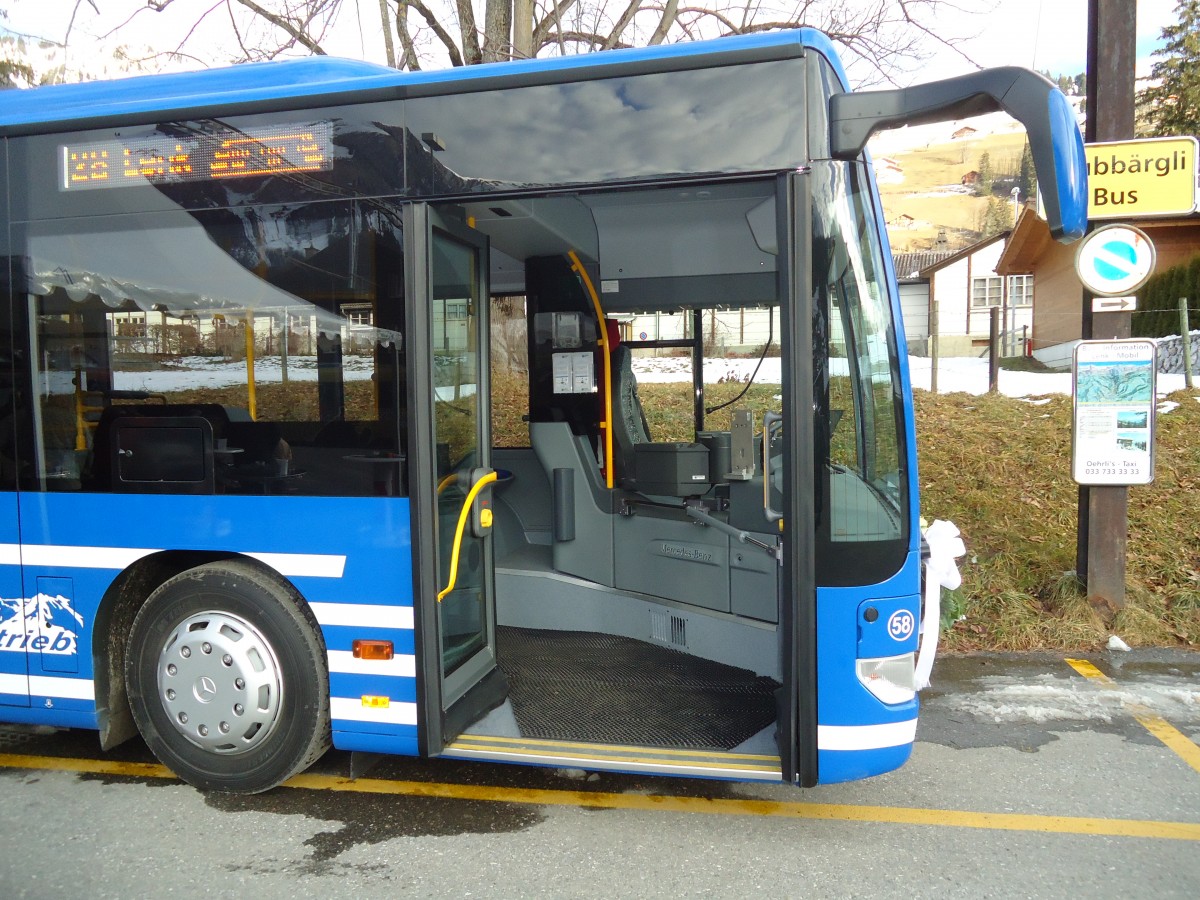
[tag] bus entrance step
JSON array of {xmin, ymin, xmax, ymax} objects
[{"xmin": 495, "ymin": 626, "xmax": 779, "ymax": 751}]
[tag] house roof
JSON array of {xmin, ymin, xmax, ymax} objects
[
  {"xmin": 915, "ymin": 230, "xmax": 1012, "ymax": 276},
  {"xmin": 995, "ymin": 205, "xmax": 1052, "ymax": 275},
  {"xmin": 891, "ymin": 250, "xmax": 956, "ymax": 280},
  {"xmin": 998, "ymin": 203, "xmax": 1200, "ymax": 275}
]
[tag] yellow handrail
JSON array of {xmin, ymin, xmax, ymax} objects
[
  {"xmin": 244, "ymin": 311, "xmax": 257, "ymax": 421},
  {"xmin": 437, "ymin": 470, "xmax": 498, "ymax": 602},
  {"xmin": 567, "ymin": 250, "xmax": 614, "ymax": 489},
  {"xmin": 73, "ymin": 368, "xmax": 103, "ymax": 452}
]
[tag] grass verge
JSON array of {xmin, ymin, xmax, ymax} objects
[{"xmin": 915, "ymin": 388, "xmax": 1200, "ymax": 650}]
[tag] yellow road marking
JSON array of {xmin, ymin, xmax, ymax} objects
[
  {"xmin": 2, "ymin": 751, "xmax": 1199, "ymax": 841},
  {"xmin": 1066, "ymin": 658, "xmax": 1200, "ymax": 776}
]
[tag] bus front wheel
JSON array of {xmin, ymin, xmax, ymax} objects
[{"xmin": 126, "ymin": 559, "xmax": 331, "ymax": 793}]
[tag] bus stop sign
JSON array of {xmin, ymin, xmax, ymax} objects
[{"xmin": 1075, "ymin": 224, "xmax": 1156, "ymax": 297}]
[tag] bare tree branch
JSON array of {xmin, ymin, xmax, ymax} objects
[
  {"xmin": 532, "ymin": 0, "xmax": 581, "ymax": 52},
  {"xmin": 394, "ymin": 1, "xmax": 422, "ymax": 70},
  {"xmin": 648, "ymin": 0, "xmax": 679, "ymax": 45},
  {"xmin": 230, "ymin": 0, "xmax": 328, "ymax": 54},
  {"xmin": 379, "ymin": 0, "xmax": 397, "ymax": 67},
  {"xmin": 456, "ymin": 0, "xmax": 483, "ymax": 65},
  {"xmin": 538, "ymin": 30, "xmax": 636, "ymax": 54},
  {"xmin": 226, "ymin": 0, "xmax": 253, "ymax": 59},
  {"xmin": 405, "ymin": 0, "xmax": 466, "ymax": 68},
  {"xmin": 95, "ymin": 0, "xmax": 985, "ymax": 86},
  {"xmin": 600, "ymin": 0, "xmax": 644, "ymax": 51}
]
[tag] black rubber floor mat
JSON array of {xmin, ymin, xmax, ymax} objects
[{"xmin": 496, "ymin": 626, "xmax": 780, "ymax": 750}]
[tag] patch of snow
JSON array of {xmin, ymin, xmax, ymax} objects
[
  {"xmin": 110, "ymin": 355, "xmax": 376, "ymax": 392},
  {"xmin": 938, "ymin": 674, "xmax": 1200, "ymax": 725},
  {"xmin": 907, "ymin": 185, "xmax": 975, "ymax": 199},
  {"xmin": 905, "ymin": 357, "xmax": 1191, "ymax": 399}
]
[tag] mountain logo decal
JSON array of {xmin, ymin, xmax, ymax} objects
[{"xmin": 0, "ymin": 594, "xmax": 84, "ymax": 654}]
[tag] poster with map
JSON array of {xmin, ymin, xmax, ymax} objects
[{"xmin": 1072, "ymin": 340, "xmax": 1157, "ymax": 485}]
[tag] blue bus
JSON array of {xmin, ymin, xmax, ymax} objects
[{"xmin": 0, "ymin": 30, "xmax": 1086, "ymax": 793}]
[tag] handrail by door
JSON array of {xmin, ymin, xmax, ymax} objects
[{"xmin": 437, "ymin": 469, "xmax": 498, "ymax": 602}]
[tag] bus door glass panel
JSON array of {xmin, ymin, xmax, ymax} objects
[
  {"xmin": 821, "ymin": 164, "xmax": 904, "ymax": 544},
  {"xmin": 428, "ymin": 212, "xmax": 495, "ymax": 706},
  {"xmin": 0, "ymin": 292, "xmax": 29, "ymax": 705},
  {"xmin": 810, "ymin": 159, "xmax": 908, "ymax": 587}
]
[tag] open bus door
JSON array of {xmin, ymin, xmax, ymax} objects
[
  {"xmin": 777, "ymin": 171, "xmax": 819, "ymax": 786},
  {"xmin": 409, "ymin": 204, "xmax": 507, "ymax": 753}
]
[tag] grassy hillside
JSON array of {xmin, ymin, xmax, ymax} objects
[{"xmin": 878, "ymin": 132, "xmax": 1030, "ymax": 252}]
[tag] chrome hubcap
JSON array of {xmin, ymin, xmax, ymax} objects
[{"xmin": 156, "ymin": 611, "xmax": 283, "ymax": 755}]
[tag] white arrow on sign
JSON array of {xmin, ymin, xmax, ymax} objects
[{"xmin": 1091, "ymin": 296, "xmax": 1137, "ymax": 312}]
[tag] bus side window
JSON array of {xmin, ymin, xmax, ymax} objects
[{"xmin": 22, "ymin": 201, "xmax": 409, "ymax": 498}]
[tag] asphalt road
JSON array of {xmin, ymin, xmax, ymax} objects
[{"xmin": 0, "ymin": 650, "xmax": 1197, "ymax": 899}]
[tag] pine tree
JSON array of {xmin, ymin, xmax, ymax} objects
[
  {"xmin": 976, "ymin": 151, "xmax": 994, "ymax": 197},
  {"xmin": 1017, "ymin": 142, "xmax": 1036, "ymax": 206},
  {"xmin": 979, "ymin": 197, "xmax": 1011, "ymax": 237},
  {"xmin": 1137, "ymin": 0, "xmax": 1200, "ymax": 137}
]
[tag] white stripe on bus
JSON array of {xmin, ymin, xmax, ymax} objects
[
  {"xmin": 327, "ymin": 649, "xmax": 416, "ymax": 679},
  {"xmin": 30, "ymin": 675, "xmax": 95, "ymax": 701},
  {"xmin": 817, "ymin": 719, "xmax": 917, "ymax": 751},
  {"xmin": 330, "ymin": 696, "xmax": 417, "ymax": 726},
  {"xmin": 311, "ymin": 602, "xmax": 414, "ymax": 630},
  {"xmin": 0, "ymin": 673, "xmax": 95, "ymax": 701},
  {"xmin": 244, "ymin": 552, "xmax": 346, "ymax": 579},
  {"xmin": 0, "ymin": 544, "xmax": 345, "ymax": 578}
]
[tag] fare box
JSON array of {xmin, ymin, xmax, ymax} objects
[{"xmin": 1071, "ymin": 340, "xmax": 1157, "ymax": 486}]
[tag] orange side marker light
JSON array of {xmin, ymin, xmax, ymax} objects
[{"xmin": 352, "ymin": 640, "xmax": 395, "ymax": 660}]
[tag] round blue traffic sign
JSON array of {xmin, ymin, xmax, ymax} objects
[
  {"xmin": 1075, "ymin": 224, "xmax": 1156, "ymax": 297},
  {"xmin": 1094, "ymin": 240, "xmax": 1137, "ymax": 282}
]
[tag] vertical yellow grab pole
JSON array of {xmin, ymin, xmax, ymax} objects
[
  {"xmin": 73, "ymin": 369, "xmax": 88, "ymax": 452},
  {"xmin": 244, "ymin": 311, "xmax": 257, "ymax": 420},
  {"xmin": 568, "ymin": 250, "xmax": 613, "ymax": 489}
]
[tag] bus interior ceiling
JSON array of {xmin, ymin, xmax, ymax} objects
[{"xmin": 457, "ymin": 181, "xmax": 787, "ymax": 756}]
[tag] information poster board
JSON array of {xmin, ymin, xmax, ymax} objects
[{"xmin": 1072, "ymin": 340, "xmax": 1157, "ymax": 485}]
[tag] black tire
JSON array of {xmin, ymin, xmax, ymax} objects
[{"xmin": 126, "ymin": 559, "xmax": 331, "ymax": 793}]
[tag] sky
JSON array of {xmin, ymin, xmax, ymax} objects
[{"xmin": 0, "ymin": 0, "xmax": 1184, "ymax": 87}]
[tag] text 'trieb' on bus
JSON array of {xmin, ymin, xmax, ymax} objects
[{"xmin": 0, "ymin": 30, "xmax": 1087, "ymax": 793}]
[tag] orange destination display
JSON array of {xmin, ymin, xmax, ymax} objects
[{"xmin": 60, "ymin": 122, "xmax": 334, "ymax": 191}]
